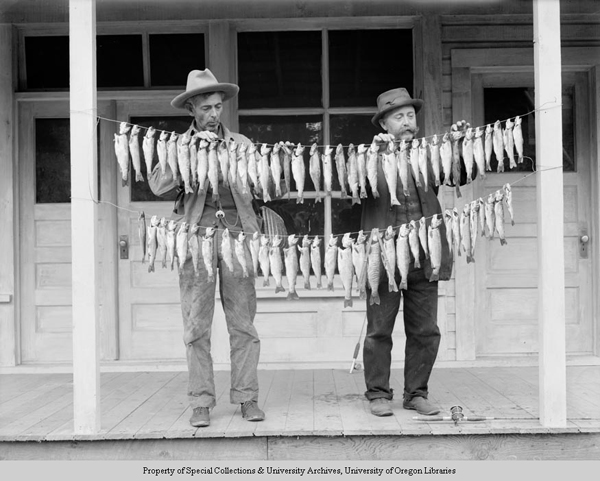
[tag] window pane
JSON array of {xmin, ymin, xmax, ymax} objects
[
  {"xmin": 97, "ymin": 35, "xmax": 144, "ymax": 88},
  {"xmin": 25, "ymin": 36, "xmax": 69, "ymax": 89},
  {"xmin": 329, "ymin": 29, "xmax": 413, "ymax": 107},
  {"xmin": 129, "ymin": 116, "xmax": 191, "ymax": 202},
  {"xmin": 36, "ymin": 119, "xmax": 71, "ymax": 203},
  {"xmin": 237, "ymin": 31, "xmax": 322, "ymax": 109},
  {"xmin": 149, "ymin": 34, "xmax": 205, "ymax": 87},
  {"xmin": 332, "ymin": 199, "xmax": 362, "ymax": 239},
  {"xmin": 483, "ymin": 87, "xmax": 575, "ymax": 172}
]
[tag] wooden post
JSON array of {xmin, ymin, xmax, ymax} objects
[
  {"xmin": 208, "ymin": 20, "xmax": 237, "ymax": 131},
  {"xmin": 533, "ymin": 0, "xmax": 567, "ymax": 427},
  {"xmin": 69, "ymin": 0, "xmax": 100, "ymax": 433}
]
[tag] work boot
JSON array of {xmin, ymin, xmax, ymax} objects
[
  {"xmin": 189, "ymin": 407, "xmax": 210, "ymax": 427},
  {"xmin": 369, "ymin": 398, "xmax": 393, "ymax": 417},
  {"xmin": 241, "ymin": 400, "xmax": 265, "ymax": 422},
  {"xmin": 403, "ymin": 396, "xmax": 440, "ymax": 415}
]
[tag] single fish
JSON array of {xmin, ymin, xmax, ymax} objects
[
  {"xmin": 485, "ymin": 193, "xmax": 496, "ymax": 239},
  {"xmin": 367, "ymin": 229, "xmax": 382, "ymax": 306},
  {"xmin": 503, "ymin": 183, "xmax": 515, "ymax": 226},
  {"xmin": 325, "ymin": 234, "xmax": 338, "ymax": 291},
  {"xmin": 157, "ymin": 217, "xmax": 168, "ymax": 269},
  {"xmin": 356, "ymin": 143, "xmax": 368, "ymax": 199},
  {"xmin": 462, "ymin": 127, "xmax": 474, "ymax": 184},
  {"xmin": 228, "ymin": 140, "xmax": 238, "ymax": 188},
  {"xmin": 237, "ymin": 142, "xmax": 249, "ymax": 194},
  {"xmin": 440, "ymin": 132, "xmax": 452, "ymax": 186},
  {"xmin": 493, "ymin": 120, "xmax": 505, "ymax": 173},
  {"xmin": 188, "ymin": 223, "xmax": 201, "ymax": 276},
  {"xmin": 309, "ymin": 143, "xmax": 322, "ymax": 203},
  {"xmin": 167, "ymin": 132, "xmax": 179, "ymax": 182},
  {"xmin": 408, "ymin": 220, "xmax": 421, "ymax": 268},
  {"xmin": 419, "ymin": 216, "xmax": 430, "ymax": 259},
  {"xmin": 367, "ymin": 141, "xmax": 381, "ymax": 199},
  {"xmin": 473, "ymin": 127, "xmax": 486, "ymax": 180},
  {"xmin": 129, "ymin": 125, "xmax": 144, "ymax": 183},
  {"xmin": 494, "ymin": 190, "xmax": 508, "ymax": 245},
  {"xmin": 197, "ymin": 139, "xmax": 209, "ymax": 194},
  {"xmin": 221, "ymin": 228, "xmax": 234, "ymax": 273},
  {"xmin": 484, "ymin": 124, "xmax": 494, "ymax": 171},
  {"xmin": 235, "ymin": 231, "xmax": 249, "ymax": 278},
  {"xmin": 284, "ymin": 234, "xmax": 300, "ymax": 300},
  {"xmin": 260, "ymin": 143, "xmax": 272, "ymax": 202},
  {"xmin": 270, "ymin": 141, "xmax": 282, "ymax": 197},
  {"xmin": 513, "ymin": 116, "xmax": 524, "ymax": 164},
  {"xmin": 298, "ymin": 235, "xmax": 312, "ymax": 290},
  {"xmin": 250, "ymin": 231, "xmax": 260, "ymax": 278},
  {"xmin": 396, "ymin": 223, "xmax": 411, "ymax": 290},
  {"xmin": 444, "ymin": 209, "xmax": 454, "ymax": 258},
  {"xmin": 352, "ymin": 230, "xmax": 367, "ymax": 299},
  {"xmin": 428, "ymin": 214, "xmax": 443, "ymax": 281},
  {"xmin": 460, "ymin": 204, "xmax": 473, "ymax": 263},
  {"xmin": 281, "ymin": 142, "xmax": 292, "ymax": 199},
  {"xmin": 311, "ymin": 235, "xmax": 323, "ymax": 289},
  {"xmin": 322, "ymin": 145, "xmax": 334, "ymax": 195},
  {"xmin": 258, "ymin": 234, "xmax": 271, "ymax": 286},
  {"xmin": 189, "ymin": 135, "xmax": 198, "ymax": 189},
  {"xmin": 429, "ymin": 134, "xmax": 441, "ymax": 187},
  {"xmin": 452, "ymin": 207, "xmax": 461, "ymax": 257},
  {"xmin": 397, "ymin": 140, "xmax": 410, "ymax": 197},
  {"xmin": 409, "ymin": 139, "xmax": 422, "ymax": 188},
  {"xmin": 504, "ymin": 118, "xmax": 516, "ymax": 169},
  {"xmin": 450, "ymin": 128, "xmax": 462, "ymax": 197},
  {"xmin": 166, "ymin": 220, "xmax": 178, "ymax": 271},
  {"xmin": 156, "ymin": 130, "xmax": 169, "ymax": 176},
  {"xmin": 338, "ymin": 233, "xmax": 354, "ymax": 307},
  {"xmin": 114, "ymin": 122, "xmax": 131, "ymax": 186},
  {"xmin": 146, "ymin": 215, "xmax": 159, "ymax": 273},
  {"xmin": 142, "ymin": 126, "xmax": 156, "ymax": 180},
  {"xmin": 418, "ymin": 138, "xmax": 429, "ymax": 191},
  {"xmin": 138, "ymin": 211, "xmax": 147, "ymax": 263},
  {"xmin": 381, "ymin": 226, "xmax": 398, "ymax": 292},
  {"xmin": 269, "ymin": 234, "xmax": 285, "ymax": 294},
  {"xmin": 348, "ymin": 143, "xmax": 360, "ymax": 204},
  {"xmin": 217, "ymin": 140, "xmax": 231, "ymax": 187},
  {"xmin": 207, "ymin": 141, "xmax": 220, "ymax": 202},
  {"xmin": 335, "ymin": 143, "xmax": 348, "ymax": 198},
  {"xmin": 247, "ymin": 143, "xmax": 260, "ymax": 192},
  {"xmin": 176, "ymin": 222, "xmax": 189, "ymax": 272},
  {"xmin": 382, "ymin": 141, "xmax": 401, "ymax": 207},
  {"xmin": 469, "ymin": 200, "xmax": 479, "ymax": 260},
  {"xmin": 177, "ymin": 131, "xmax": 193, "ymax": 194},
  {"xmin": 202, "ymin": 227, "xmax": 216, "ymax": 282},
  {"xmin": 292, "ymin": 143, "xmax": 306, "ymax": 204},
  {"xmin": 478, "ymin": 198, "xmax": 487, "ymax": 237}
]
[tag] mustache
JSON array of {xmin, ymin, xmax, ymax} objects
[{"xmin": 399, "ymin": 126, "xmax": 419, "ymax": 136}]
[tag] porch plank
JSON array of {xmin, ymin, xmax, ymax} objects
[
  {"xmin": 283, "ymin": 369, "xmax": 315, "ymax": 435},
  {"xmin": 0, "ymin": 374, "xmax": 66, "ymax": 404},
  {"xmin": 194, "ymin": 370, "xmax": 240, "ymax": 438},
  {"xmin": 332, "ymin": 369, "xmax": 381, "ymax": 435},
  {"xmin": 389, "ymin": 369, "xmax": 433, "ymax": 435},
  {"xmin": 254, "ymin": 369, "xmax": 294, "ymax": 436},
  {"xmin": 312, "ymin": 369, "xmax": 343, "ymax": 435},
  {"xmin": 0, "ymin": 374, "xmax": 72, "ymax": 411}
]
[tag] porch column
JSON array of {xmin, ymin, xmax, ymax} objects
[
  {"xmin": 69, "ymin": 0, "xmax": 100, "ymax": 433},
  {"xmin": 533, "ymin": 0, "xmax": 567, "ymax": 427}
]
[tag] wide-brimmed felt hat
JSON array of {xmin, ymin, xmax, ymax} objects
[
  {"xmin": 371, "ymin": 88, "xmax": 424, "ymax": 127},
  {"xmin": 171, "ymin": 69, "xmax": 239, "ymax": 109}
]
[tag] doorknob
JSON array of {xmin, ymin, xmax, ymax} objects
[
  {"xmin": 119, "ymin": 235, "xmax": 129, "ymax": 259},
  {"xmin": 579, "ymin": 230, "xmax": 589, "ymax": 259},
  {"xmin": 580, "ymin": 235, "xmax": 589, "ymax": 244}
]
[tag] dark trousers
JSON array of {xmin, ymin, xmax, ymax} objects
[{"xmin": 363, "ymin": 264, "xmax": 440, "ymax": 402}]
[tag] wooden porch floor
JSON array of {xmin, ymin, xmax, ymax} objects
[{"xmin": 1, "ymin": 366, "xmax": 599, "ymax": 443}]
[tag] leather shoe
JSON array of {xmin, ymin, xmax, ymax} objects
[
  {"xmin": 190, "ymin": 407, "xmax": 210, "ymax": 427},
  {"xmin": 241, "ymin": 400, "xmax": 265, "ymax": 421},
  {"xmin": 403, "ymin": 396, "xmax": 440, "ymax": 415},
  {"xmin": 369, "ymin": 398, "xmax": 393, "ymax": 417}
]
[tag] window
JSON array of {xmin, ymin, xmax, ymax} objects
[
  {"xmin": 97, "ymin": 35, "xmax": 144, "ymax": 88},
  {"xmin": 149, "ymin": 34, "xmax": 205, "ymax": 87},
  {"xmin": 237, "ymin": 28, "xmax": 413, "ymax": 240}
]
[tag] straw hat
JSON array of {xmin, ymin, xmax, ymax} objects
[
  {"xmin": 171, "ymin": 69, "xmax": 239, "ymax": 109},
  {"xmin": 371, "ymin": 88, "xmax": 424, "ymax": 127}
]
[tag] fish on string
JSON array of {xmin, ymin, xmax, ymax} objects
[
  {"xmin": 258, "ymin": 234, "xmax": 271, "ymax": 286},
  {"xmin": 147, "ymin": 215, "xmax": 159, "ymax": 273},
  {"xmin": 167, "ymin": 132, "xmax": 179, "ymax": 182},
  {"xmin": 440, "ymin": 133, "xmax": 452, "ymax": 186},
  {"xmin": 237, "ymin": 142, "xmax": 249, "ymax": 194},
  {"xmin": 325, "ymin": 234, "xmax": 338, "ymax": 291},
  {"xmin": 429, "ymin": 134, "xmax": 442, "ymax": 187},
  {"xmin": 494, "ymin": 190, "xmax": 508, "ymax": 245},
  {"xmin": 450, "ymin": 128, "xmax": 462, "ymax": 197},
  {"xmin": 428, "ymin": 214, "xmax": 443, "ymax": 281},
  {"xmin": 503, "ymin": 183, "xmax": 515, "ymax": 226},
  {"xmin": 381, "ymin": 226, "xmax": 398, "ymax": 293},
  {"xmin": 188, "ymin": 223, "xmax": 201, "ymax": 276},
  {"xmin": 247, "ymin": 143, "xmax": 259, "ymax": 193},
  {"xmin": 352, "ymin": 230, "xmax": 367, "ymax": 299},
  {"xmin": 484, "ymin": 124, "xmax": 493, "ymax": 172},
  {"xmin": 460, "ymin": 203, "xmax": 473, "ymax": 264},
  {"xmin": 221, "ymin": 228, "xmax": 235, "ymax": 273},
  {"xmin": 284, "ymin": 234, "xmax": 300, "ymax": 300},
  {"xmin": 157, "ymin": 130, "xmax": 169, "ymax": 176},
  {"xmin": 485, "ymin": 193, "xmax": 496, "ymax": 239},
  {"xmin": 366, "ymin": 141, "xmax": 380, "ymax": 198},
  {"xmin": 157, "ymin": 217, "xmax": 168, "ymax": 269},
  {"xmin": 292, "ymin": 143, "xmax": 306, "ymax": 204},
  {"xmin": 270, "ymin": 141, "xmax": 283, "ymax": 197},
  {"xmin": 444, "ymin": 209, "xmax": 454, "ymax": 257},
  {"xmin": 166, "ymin": 220, "xmax": 178, "ymax": 271},
  {"xmin": 138, "ymin": 211, "xmax": 147, "ymax": 264},
  {"xmin": 322, "ymin": 145, "xmax": 334, "ymax": 196},
  {"xmin": 418, "ymin": 217, "xmax": 430, "ymax": 260},
  {"xmin": 114, "ymin": 122, "xmax": 131, "ymax": 186},
  {"xmin": 309, "ymin": 143, "xmax": 322, "ymax": 203},
  {"xmin": 269, "ymin": 234, "xmax": 285, "ymax": 294},
  {"xmin": 493, "ymin": 120, "xmax": 505, "ymax": 173},
  {"xmin": 188, "ymin": 135, "xmax": 198, "ymax": 190},
  {"xmin": 356, "ymin": 143, "xmax": 368, "ymax": 199},
  {"xmin": 196, "ymin": 139, "xmax": 209, "ymax": 195},
  {"xmin": 310, "ymin": 235, "xmax": 323, "ymax": 289},
  {"xmin": 338, "ymin": 233, "xmax": 354, "ymax": 307},
  {"xmin": 462, "ymin": 127, "xmax": 474, "ymax": 184},
  {"xmin": 335, "ymin": 143, "xmax": 348, "ymax": 198},
  {"xmin": 281, "ymin": 142, "xmax": 293, "ymax": 200},
  {"xmin": 367, "ymin": 228, "xmax": 382, "ymax": 306},
  {"xmin": 218, "ymin": 141, "xmax": 231, "ymax": 188},
  {"xmin": 451, "ymin": 207, "xmax": 461, "ymax": 257},
  {"xmin": 382, "ymin": 141, "xmax": 401, "ymax": 207},
  {"xmin": 478, "ymin": 198, "xmax": 486, "ymax": 237},
  {"xmin": 469, "ymin": 201, "xmax": 479, "ymax": 260},
  {"xmin": 298, "ymin": 234, "xmax": 312, "ymax": 290},
  {"xmin": 250, "ymin": 231, "xmax": 260, "ymax": 278},
  {"xmin": 409, "ymin": 139, "xmax": 421, "ymax": 188},
  {"xmin": 207, "ymin": 141, "xmax": 220, "ymax": 202},
  {"xmin": 396, "ymin": 223, "xmax": 411, "ymax": 290},
  {"xmin": 473, "ymin": 127, "xmax": 486, "ymax": 180},
  {"xmin": 418, "ymin": 138, "xmax": 429, "ymax": 191},
  {"xmin": 503, "ymin": 118, "xmax": 517, "ymax": 170},
  {"xmin": 235, "ymin": 231, "xmax": 249, "ymax": 278},
  {"xmin": 142, "ymin": 126, "xmax": 156, "ymax": 181},
  {"xmin": 176, "ymin": 222, "xmax": 190, "ymax": 272},
  {"xmin": 202, "ymin": 227, "xmax": 216, "ymax": 282},
  {"xmin": 397, "ymin": 140, "xmax": 410, "ymax": 197},
  {"xmin": 129, "ymin": 125, "xmax": 144, "ymax": 183},
  {"xmin": 348, "ymin": 143, "xmax": 360, "ymax": 204},
  {"xmin": 513, "ymin": 116, "xmax": 524, "ymax": 164},
  {"xmin": 228, "ymin": 140, "xmax": 238, "ymax": 188},
  {"xmin": 408, "ymin": 220, "xmax": 421, "ymax": 268},
  {"xmin": 177, "ymin": 131, "xmax": 194, "ymax": 194},
  {"xmin": 259, "ymin": 143, "xmax": 272, "ymax": 202}
]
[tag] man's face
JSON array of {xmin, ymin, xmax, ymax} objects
[
  {"xmin": 379, "ymin": 105, "xmax": 419, "ymax": 141},
  {"xmin": 188, "ymin": 92, "xmax": 224, "ymax": 132}
]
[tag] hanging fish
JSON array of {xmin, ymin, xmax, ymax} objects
[
  {"xmin": 418, "ymin": 138, "xmax": 429, "ymax": 191},
  {"xmin": 167, "ymin": 132, "xmax": 179, "ymax": 182},
  {"xmin": 281, "ymin": 142, "xmax": 292, "ymax": 199},
  {"xmin": 292, "ymin": 143, "xmax": 306, "ymax": 204},
  {"xmin": 216, "ymin": 141, "xmax": 230, "ymax": 188},
  {"xmin": 177, "ymin": 131, "xmax": 193, "ymax": 194},
  {"xmin": 366, "ymin": 141, "xmax": 380, "ymax": 198},
  {"xmin": 396, "ymin": 223, "xmax": 411, "ymax": 290},
  {"xmin": 247, "ymin": 143, "xmax": 259, "ymax": 192},
  {"xmin": 450, "ymin": 128, "xmax": 462, "ymax": 198},
  {"xmin": 250, "ymin": 231, "xmax": 260, "ymax": 278},
  {"xmin": 269, "ymin": 234, "xmax": 285, "ymax": 294},
  {"xmin": 469, "ymin": 200, "xmax": 479, "ymax": 260},
  {"xmin": 494, "ymin": 190, "xmax": 508, "ymax": 245},
  {"xmin": 382, "ymin": 141, "xmax": 401, "ymax": 207},
  {"xmin": 309, "ymin": 143, "xmax": 322, "ymax": 202},
  {"xmin": 138, "ymin": 211, "xmax": 147, "ymax": 263},
  {"xmin": 473, "ymin": 127, "xmax": 486, "ymax": 180},
  {"xmin": 142, "ymin": 126, "xmax": 156, "ymax": 180},
  {"xmin": 311, "ymin": 235, "xmax": 323, "ymax": 289},
  {"xmin": 352, "ymin": 230, "xmax": 367, "ymax": 299},
  {"xmin": 398, "ymin": 140, "xmax": 410, "ymax": 197},
  {"xmin": 114, "ymin": 122, "xmax": 131, "ymax": 186},
  {"xmin": 444, "ymin": 209, "xmax": 454, "ymax": 257},
  {"xmin": 513, "ymin": 116, "xmax": 524, "ymax": 164},
  {"xmin": 270, "ymin": 141, "xmax": 283, "ymax": 197},
  {"xmin": 235, "ymin": 231, "xmax": 249, "ymax": 278},
  {"xmin": 325, "ymin": 234, "xmax": 338, "ymax": 291},
  {"xmin": 428, "ymin": 214, "xmax": 443, "ymax": 281},
  {"xmin": 221, "ymin": 228, "xmax": 234, "ymax": 273},
  {"xmin": 335, "ymin": 143, "xmax": 348, "ymax": 198},
  {"xmin": 367, "ymin": 228, "xmax": 382, "ymax": 306},
  {"xmin": 166, "ymin": 220, "xmax": 178, "ymax": 271},
  {"xmin": 381, "ymin": 226, "xmax": 398, "ymax": 292},
  {"xmin": 485, "ymin": 193, "xmax": 496, "ymax": 239},
  {"xmin": 338, "ymin": 233, "xmax": 354, "ymax": 307},
  {"xmin": 226, "ymin": 140, "xmax": 237, "ymax": 188},
  {"xmin": 452, "ymin": 207, "xmax": 461, "ymax": 257},
  {"xmin": 493, "ymin": 120, "xmax": 504, "ymax": 172},
  {"xmin": 298, "ymin": 235, "xmax": 312, "ymax": 290},
  {"xmin": 484, "ymin": 124, "xmax": 493, "ymax": 172},
  {"xmin": 202, "ymin": 227, "xmax": 216, "ymax": 282},
  {"xmin": 188, "ymin": 223, "xmax": 201, "ymax": 277},
  {"xmin": 189, "ymin": 135, "xmax": 198, "ymax": 189},
  {"xmin": 419, "ymin": 217, "xmax": 430, "ymax": 260},
  {"xmin": 146, "ymin": 215, "xmax": 159, "ymax": 273},
  {"xmin": 176, "ymin": 222, "xmax": 190, "ymax": 272},
  {"xmin": 409, "ymin": 139, "xmax": 422, "ymax": 188},
  {"xmin": 322, "ymin": 145, "xmax": 334, "ymax": 196},
  {"xmin": 478, "ymin": 198, "xmax": 487, "ymax": 237},
  {"xmin": 157, "ymin": 217, "xmax": 168, "ymax": 269},
  {"xmin": 284, "ymin": 234, "xmax": 300, "ymax": 300},
  {"xmin": 156, "ymin": 130, "xmax": 169, "ymax": 176},
  {"xmin": 207, "ymin": 141, "xmax": 220, "ymax": 202},
  {"xmin": 259, "ymin": 143, "xmax": 272, "ymax": 202},
  {"xmin": 197, "ymin": 139, "xmax": 209, "ymax": 194},
  {"xmin": 462, "ymin": 128, "xmax": 474, "ymax": 184},
  {"xmin": 348, "ymin": 143, "xmax": 360, "ymax": 204},
  {"xmin": 129, "ymin": 125, "xmax": 143, "ymax": 183},
  {"xmin": 258, "ymin": 234, "xmax": 271, "ymax": 286},
  {"xmin": 503, "ymin": 118, "xmax": 516, "ymax": 169},
  {"xmin": 408, "ymin": 220, "xmax": 421, "ymax": 268},
  {"xmin": 356, "ymin": 143, "xmax": 368, "ymax": 199},
  {"xmin": 503, "ymin": 183, "xmax": 515, "ymax": 226},
  {"xmin": 440, "ymin": 132, "xmax": 452, "ymax": 186},
  {"xmin": 460, "ymin": 204, "xmax": 473, "ymax": 263},
  {"xmin": 429, "ymin": 134, "xmax": 442, "ymax": 187}
]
